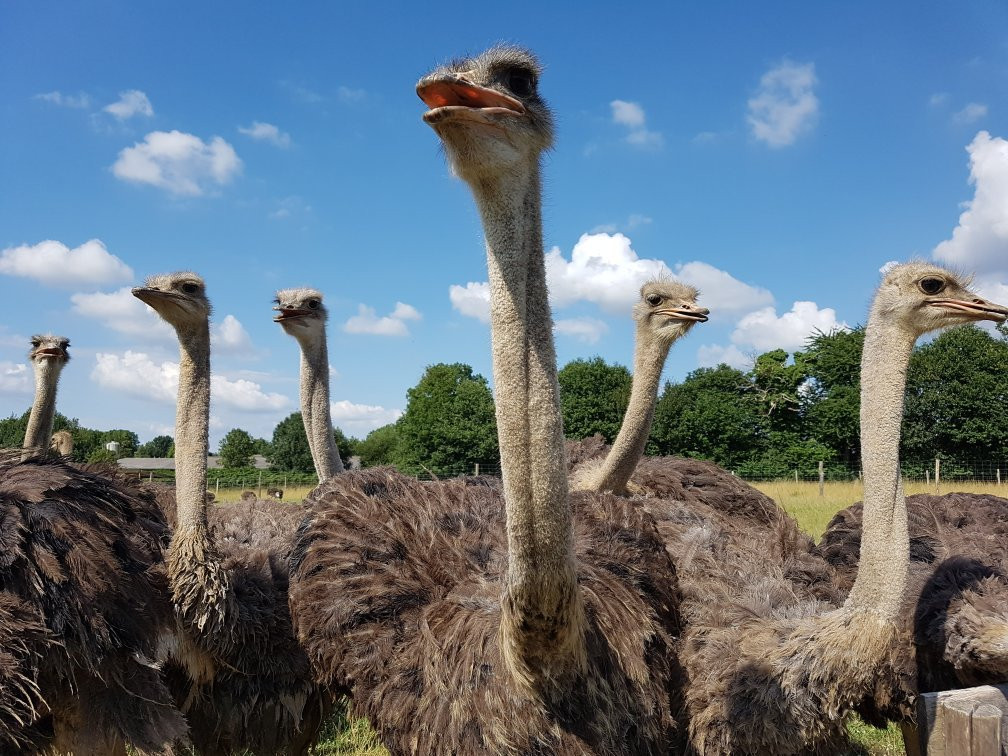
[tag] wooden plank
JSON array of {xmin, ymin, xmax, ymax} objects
[
  {"xmin": 971, "ymin": 704, "xmax": 1001, "ymax": 755},
  {"xmin": 902, "ymin": 721, "xmax": 922, "ymax": 756},
  {"xmin": 918, "ymin": 683, "xmax": 1008, "ymax": 755},
  {"xmin": 943, "ymin": 699, "xmax": 975, "ymax": 756}
]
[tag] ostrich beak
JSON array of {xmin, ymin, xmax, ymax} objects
[
  {"xmin": 658, "ymin": 305, "xmax": 710, "ymax": 323},
  {"xmin": 273, "ymin": 307, "xmax": 312, "ymax": 322},
  {"xmin": 35, "ymin": 347, "xmax": 67, "ymax": 359},
  {"xmin": 929, "ymin": 295, "xmax": 1008, "ymax": 323},
  {"xmin": 132, "ymin": 286, "xmax": 183, "ymax": 305},
  {"xmin": 417, "ymin": 73, "xmax": 526, "ymax": 123}
]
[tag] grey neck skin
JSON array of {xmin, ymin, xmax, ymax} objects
[
  {"xmin": 22, "ymin": 358, "xmax": 65, "ymax": 460},
  {"xmin": 843, "ymin": 312, "xmax": 912, "ymax": 617},
  {"xmin": 471, "ymin": 166, "xmax": 584, "ymax": 683},
  {"xmin": 174, "ymin": 322, "xmax": 211, "ymax": 538},
  {"xmin": 294, "ymin": 330, "xmax": 343, "ymax": 482},
  {"xmin": 584, "ymin": 329, "xmax": 671, "ymax": 494}
]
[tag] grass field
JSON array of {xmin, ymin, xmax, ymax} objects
[{"xmin": 218, "ymin": 478, "xmax": 1004, "ymax": 755}]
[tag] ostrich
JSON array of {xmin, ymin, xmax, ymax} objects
[
  {"xmin": 2, "ymin": 335, "xmax": 186, "ymax": 753},
  {"xmin": 132, "ymin": 272, "xmax": 329, "ymax": 755},
  {"xmin": 288, "ymin": 46, "xmax": 684, "ymax": 754},
  {"xmin": 273, "ymin": 287, "xmax": 344, "ymax": 482},
  {"xmin": 816, "ymin": 490, "xmax": 1008, "ymax": 727},
  {"xmin": 681, "ymin": 261, "xmax": 1008, "ymax": 754},
  {"xmin": 49, "ymin": 429, "xmax": 74, "ymax": 457}
]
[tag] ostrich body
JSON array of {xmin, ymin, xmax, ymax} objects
[
  {"xmin": 133, "ymin": 273, "xmax": 328, "ymax": 755},
  {"xmin": 288, "ymin": 46, "xmax": 684, "ymax": 754},
  {"xmin": 816, "ymin": 490, "xmax": 1008, "ymax": 726},
  {"xmin": 274, "ymin": 287, "xmax": 344, "ymax": 482},
  {"xmin": 680, "ymin": 262, "xmax": 1008, "ymax": 754},
  {"xmin": 2, "ymin": 335, "xmax": 185, "ymax": 753}
]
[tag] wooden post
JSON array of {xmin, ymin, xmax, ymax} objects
[
  {"xmin": 794, "ymin": 469, "xmax": 799, "ymax": 483},
  {"xmin": 997, "ymin": 468, "xmax": 1001, "ymax": 486},
  {"xmin": 818, "ymin": 461, "xmax": 824, "ymax": 497},
  {"xmin": 935, "ymin": 457, "xmax": 941, "ymax": 494},
  {"xmin": 916, "ymin": 683, "xmax": 1008, "ymax": 755},
  {"xmin": 283, "ymin": 475, "xmax": 287, "ymax": 490},
  {"xmin": 215, "ymin": 478, "xmax": 219, "ymax": 495},
  {"xmin": 926, "ymin": 469, "xmax": 930, "ymax": 486},
  {"xmin": 257, "ymin": 470, "xmax": 263, "ymax": 498},
  {"xmin": 475, "ymin": 463, "xmax": 480, "ymax": 476},
  {"xmin": 149, "ymin": 471, "xmax": 153, "ymax": 482}
]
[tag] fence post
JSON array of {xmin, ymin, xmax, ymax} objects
[
  {"xmin": 284, "ymin": 475, "xmax": 287, "ymax": 490},
  {"xmin": 794, "ymin": 469, "xmax": 799, "ymax": 483},
  {"xmin": 998, "ymin": 468, "xmax": 1001, "ymax": 487},
  {"xmin": 818, "ymin": 461, "xmax": 824, "ymax": 497},
  {"xmin": 215, "ymin": 478, "xmax": 219, "ymax": 495},
  {"xmin": 257, "ymin": 471, "xmax": 263, "ymax": 498},
  {"xmin": 475, "ymin": 462, "xmax": 480, "ymax": 476},
  {"xmin": 935, "ymin": 457, "xmax": 941, "ymax": 494}
]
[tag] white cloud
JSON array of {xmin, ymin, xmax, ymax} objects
[
  {"xmin": 0, "ymin": 362, "xmax": 31, "ymax": 395},
  {"xmin": 0, "ymin": 239, "xmax": 133, "ymax": 289},
  {"xmin": 747, "ymin": 60, "xmax": 819, "ymax": 148},
  {"xmin": 610, "ymin": 100, "xmax": 663, "ymax": 148},
  {"xmin": 212, "ymin": 315, "xmax": 256, "ymax": 355},
  {"xmin": 103, "ymin": 90, "xmax": 153, "ymax": 119},
  {"xmin": 672, "ymin": 261, "xmax": 774, "ymax": 315},
  {"xmin": 449, "ymin": 281, "xmax": 491, "ymax": 323},
  {"xmin": 111, "ymin": 130, "xmax": 242, "ymax": 196},
  {"xmin": 731, "ymin": 301, "xmax": 847, "ymax": 352},
  {"xmin": 34, "ymin": 91, "xmax": 91, "ymax": 108},
  {"xmin": 554, "ymin": 317, "xmax": 608, "ymax": 344},
  {"xmin": 696, "ymin": 344, "xmax": 751, "ymax": 370},
  {"xmin": 91, "ymin": 351, "xmax": 288, "ymax": 411},
  {"xmin": 238, "ymin": 121, "xmax": 291, "ymax": 148},
  {"xmin": 933, "ymin": 131, "xmax": 1008, "ymax": 274},
  {"xmin": 343, "ymin": 302, "xmax": 421, "ymax": 336},
  {"xmin": 929, "ymin": 93, "xmax": 949, "ymax": 108},
  {"xmin": 71, "ymin": 286, "xmax": 174, "ymax": 340},
  {"xmin": 330, "ymin": 400, "xmax": 401, "ymax": 435},
  {"xmin": 337, "ymin": 85, "xmax": 367, "ymax": 103},
  {"xmin": 953, "ymin": 103, "xmax": 988, "ymax": 125}
]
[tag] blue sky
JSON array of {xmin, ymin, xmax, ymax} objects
[{"xmin": 2, "ymin": 1, "xmax": 1007, "ymax": 449}]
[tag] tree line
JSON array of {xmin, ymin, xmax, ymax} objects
[{"xmin": 4, "ymin": 323, "xmax": 1005, "ymax": 480}]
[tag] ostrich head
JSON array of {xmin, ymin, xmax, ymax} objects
[
  {"xmin": 875, "ymin": 262, "xmax": 1008, "ymax": 335},
  {"xmin": 417, "ymin": 45, "xmax": 553, "ymax": 180},
  {"xmin": 29, "ymin": 334, "xmax": 70, "ymax": 365},
  {"xmin": 273, "ymin": 288, "xmax": 327, "ymax": 339},
  {"xmin": 635, "ymin": 279, "xmax": 708, "ymax": 344},
  {"xmin": 132, "ymin": 272, "xmax": 211, "ymax": 329}
]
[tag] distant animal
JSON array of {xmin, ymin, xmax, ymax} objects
[
  {"xmin": 49, "ymin": 428, "xmax": 74, "ymax": 457},
  {"xmin": 267, "ymin": 485, "xmax": 283, "ymax": 500}
]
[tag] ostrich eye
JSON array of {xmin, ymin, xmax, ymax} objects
[
  {"xmin": 181, "ymin": 282, "xmax": 199, "ymax": 294},
  {"xmin": 308, "ymin": 299, "xmax": 320, "ymax": 310},
  {"xmin": 646, "ymin": 294, "xmax": 662, "ymax": 307},
  {"xmin": 505, "ymin": 69, "xmax": 534, "ymax": 97},
  {"xmin": 919, "ymin": 277, "xmax": 945, "ymax": 295}
]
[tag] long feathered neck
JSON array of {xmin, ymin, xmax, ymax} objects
[
  {"xmin": 296, "ymin": 330, "xmax": 342, "ymax": 482},
  {"xmin": 469, "ymin": 165, "xmax": 585, "ymax": 688},
  {"xmin": 844, "ymin": 310, "xmax": 911, "ymax": 615},
  {"xmin": 21, "ymin": 358, "xmax": 64, "ymax": 460},
  {"xmin": 584, "ymin": 325, "xmax": 672, "ymax": 494}
]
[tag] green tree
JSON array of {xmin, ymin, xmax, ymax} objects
[
  {"xmin": 802, "ymin": 328, "xmax": 865, "ymax": 466},
  {"xmin": 749, "ymin": 349, "xmax": 810, "ymax": 434},
  {"xmin": 269, "ymin": 412, "xmax": 315, "ymax": 473},
  {"xmin": 333, "ymin": 427, "xmax": 357, "ymax": 468},
  {"xmin": 557, "ymin": 357, "xmax": 632, "ymax": 442},
  {"xmin": 219, "ymin": 428, "xmax": 256, "ymax": 469},
  {"xmin": 356, "ymin": 423, "xmax": 400, "ymax": 467},
  {"xmin": 101, "ymin": 429, "xmax": 138, "ymax": 458},
  {"xmin": 137, "ymin": 434, "xmax": 173, "ymax": 457},
  {"xmin": 649, "ymin": 365, "xmax": 765, "ymax": 469},
  {"xmin": 394, "ymin": 363, "xmax": 498, "ymax": 476}
]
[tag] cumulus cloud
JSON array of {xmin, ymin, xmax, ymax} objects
[
  {"xmin": 554, "ymin": 317, "xmax": 608, "ymax": 344},
  {"xmin": 212, "ymin": 315, "xmax": 256, "ymax": 355},
  {"xmin": 0, "ymin": 239, "xmax": 133, "ymax": 289},
  {"xmin": 111, "ymin": 130, "xmax": 242, "ymax": 196},
  {"xmin": 953, "ymin": 103, "xmax": 988, "ymax": 125},
  {"xmin": 91, "ymin": 351, "xmax": 288, "ymax": 410},
  {"xmin": 330, "ymin": 400, "xmax": 402, "ymax": 435},
  {"xmin": 71, "ymin": 286, "xmax": 174, "ymax": 340},
  {"xmin": 610, "ymin": 100, "xmax": 663, "ymax": 148},
  {"xmin": 0, "ymin": 362, "xmax": 31, "ymax": 395},
  {"xmin": 672, "ymin": 261, "xmax": 774, "ymax": 315},
  {"xmin": 103, "ymin": 90, "xmax": 153, "ymax": 119},
  {"xmin": 747, "ymin": 61, "xmax": 819, "ymax": 148},
  {"xmin": 34, "ymin": 91, "xmax": 91, "ymax": 108},
  {"xmin": 696, "ymin": 344, "xmax": 751, "ymax": 370},
  {"xmin": 449, "ymin": 281, "xmax": 491, "ymax": 323},
  {"xmin": 343, "ymin": 302, "xmax": 421, "ymax": 336},
  {"xmin": 731, "ymin": 301, "xmax": 847, "ymax": 352},
  {"xmin": 337, "ymin": 85, "xmax": 367, "ymax": 103},
  {"xmin": 933, "ymin": 131, "xmax": 1008, "ymax": 275},
  {"xmin": 238, "ymin": 121, "xmax": 291, "ymax": 148}
]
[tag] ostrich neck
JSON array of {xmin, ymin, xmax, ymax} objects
[
  {"xmin": 22, "ymin": 360, "xmax": 63, "ymax": 457},
  {"xmin": 174, "ymin": 323, "xmax": 211, "ymax": 537},
  {"xmin": 298, "ymin": 334, "xmax": 343, "ymax": 481},
  {"xmin": 471, "ymin": 164, "xmax": 583, "ymax": 681},
  {"xmin": 844, "ymin": 319, "xmax": 912, "ymax": 617},
  {"xmin": 590, "ymin": 330, "xmax": 670, "ymax": 493}
]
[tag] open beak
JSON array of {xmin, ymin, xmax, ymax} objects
[
  {"xmin": 929, "ymin": 296, "xmax": 1008, "ymax": 323},
  {"xmin": 273, "ymin": 307, "xmax": 312, "ymax": 323},
  {"xmin": 659, "ymin": 305, "xmax": 710, "ymax": 323},
  {"xmin": 417, "ymin": 73, "xmax": 525, "ymax": 124}
]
